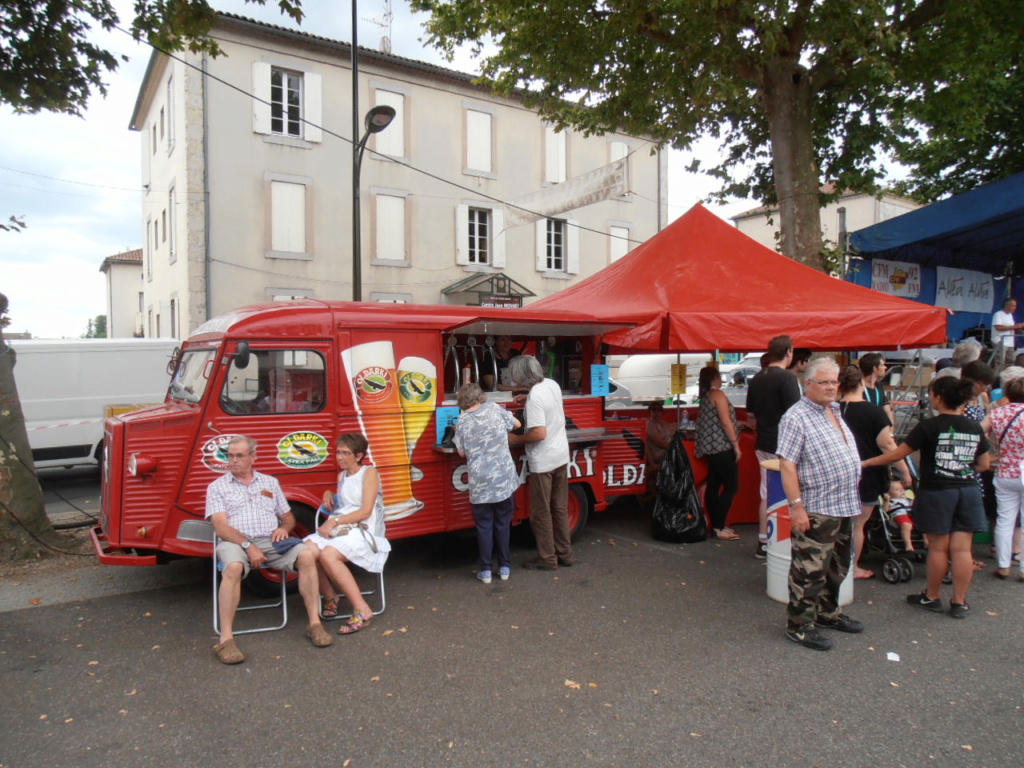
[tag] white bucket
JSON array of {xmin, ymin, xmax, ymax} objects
[{"xmin": 764, "ymin": 467, "xmax": 853, "ymax": 606}]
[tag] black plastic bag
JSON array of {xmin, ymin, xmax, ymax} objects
[{"xmin": 651, "ymin": 431, "xmax": 708, "ymax": 543}]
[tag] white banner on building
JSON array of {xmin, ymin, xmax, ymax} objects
[
  {"xmin": 505, "ymin": 158, "xmax": 629, "ymax": 228},
  {"xmin": 935, "ymin": 266, "xmax": 994, "ymax": 313},
  {"xmin": 871, "ymin": 259, "xmax": 921, "ymax": 298}
]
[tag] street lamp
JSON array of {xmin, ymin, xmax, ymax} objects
[{"xmin": 352, "ymin": 105, "xmax": 396, "ymax": 302}]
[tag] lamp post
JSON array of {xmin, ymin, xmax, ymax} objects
[{"xmin": 352, "ymin": 105, "xmax": 396, "ymax": 302}]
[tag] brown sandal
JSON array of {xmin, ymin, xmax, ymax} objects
[
  {"xmin": 322, "ymin": 595, "xmax": 339, "ymax": 618},
  {"xmin": 713, "ymin": 528, "xmax": 740, "ymax": 541},
  {"xmin": 337, "ymin": 611, "xmax": 372, "ymax": 635},
  {"xmin": 213, "ymin": 638, "xmax": 245, "ymax": 665}
]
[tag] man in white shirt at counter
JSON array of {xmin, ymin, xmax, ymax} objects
[
  {"xmin": 507, "ymin": 354, "xmax": 576, "ymax": 571},
  {"xmin": 992, "ymin": 297, "xmax": 1023, "ymax": 366}
]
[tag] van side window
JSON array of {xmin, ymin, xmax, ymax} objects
[{"xmin": 220, "ymin": 349, "xmax": 326, "ymax": 415}]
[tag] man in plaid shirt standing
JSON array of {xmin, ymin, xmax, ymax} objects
[
  {"xmin": 206, "ymin": 435, "xmax": 332, "ymax": 664},
  {"xmin": 777, "ymin": 358, "xmax": 864, "ymax": 651}
]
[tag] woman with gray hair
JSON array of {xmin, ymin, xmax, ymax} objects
[{"xmin": 453, "ymin": 383, "xmax": 522, "ymax": 583}]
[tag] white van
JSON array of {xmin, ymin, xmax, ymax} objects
[
  {"xmin": 613, "ymin": 353, "xmax": 715, "ymax": 402},
  {"xmin": 10, "ymin": 338, "xmax": 178, "ymax": 469}
]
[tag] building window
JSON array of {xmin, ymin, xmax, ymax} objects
[
  {"xmin": 168, "ymin": 187, "xmax": 176, "ymax": 263},
  {"xmin": 544, "ymin": 124, "xmax": 567, "ymax": 183},
  {"xmin": 151, "ymin": 124, "xmax": 157, "ymax": 154},
  {"xmin": 161, "ymin": 209, "xmax": 167, "ymax": 242},
  {"xmin": 609, "ymin": 225, "xmax": 630, "ymax": 262},
  {"xmin": 609, "ymin": 140, "xmax": 630, "ymax": 198},
  {"xmin": 374, "ymin": 193, "xmax": 407, "ymax": 262},
  {"xmin": 456, "ymin": 204, "xmax": 505, "ymax": 268},
  {"xmin": 535, "ymin": 218, "xmax": 580, "ymax": 274},
  {"xmin": 253, "ymin": 63, "xmax": 323, "ymax": 143},
  {"xmin": 166, "ymin": 75, "xmax": 175, "ymax": 154},
  {"xmin": 270, "ymin": 181, "xmax": 307, "ymax": 254},
  {"xmin": 138, "ymin": 292, "xmax": 144, "ymax": 313},
  {"xmin": 170, "ymin": 297, "xmax": 177, "ymax": 338},
  {"xmin": 159, "ymin": 107, "xmax": 164, "ymax": 140},
  {"xmin": 373, "ymin": 89, "xmax": 405, "ymax": 157},
  {"xmin": 546, "ymin": 219, "xmax": 564, "ymax": 271},
  {"xmin": 468, "ymin": 208, "xmax": 489, "ymax": 265},
  {"xmin": 466, "ymin": 109, "xmax": 492, "ymax": 173},
  {"xmin": 271, "ymin": 68, "xmax": 302, "ymax": 137},
  {"xmin": 145, "ymin": 219, "xmax": 152, "ymax": 280}
]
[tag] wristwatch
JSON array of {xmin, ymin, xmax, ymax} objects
[{"xmin": 241, "ymin": 540, "xmax": 252, "ymax": 550}]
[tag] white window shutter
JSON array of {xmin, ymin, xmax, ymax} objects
[
  {"xmin": 253, "ymin": 62, "xmax": 271, "ymax": 134},
  {"xmin": 303, "ymin": 72, "xmax": 322, "ymax": 143},
  {"xmin": 535, "ymin": 220, "xmax": 547, "ymax": 271},
  {"xmin": 492, "ymin": 208, "xmax": 506, "ymax": 268},
  {"xmin": 566, "ymin": 219, "xmax": 580, "ymax": 274},
  {"xmin": 455, "ymin": 205, "xmax": 469, "ymax": 266}
]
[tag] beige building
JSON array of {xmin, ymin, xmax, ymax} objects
[
  {"xmin": 732, "ymin": 187, "xmax": 919, "ymax": 254},
  {"xmin": 129, "ymin": 13, "xmax": 667, "ymax": 338},
  {"xmin": 99, "ymin": 249, "xmax": 144, "ymax": 338}
]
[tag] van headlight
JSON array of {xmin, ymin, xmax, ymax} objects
[{"xmin": 128, "ymin": 453, "xmax": 158, "ymax": 476}]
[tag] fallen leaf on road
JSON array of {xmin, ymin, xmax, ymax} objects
[
  {"xmin": 119, "ymin": 710, "xmax": 128, "ymax": 715},
  {"xmin": 690, "ymin": 733, "xmax": 702, "ymax": 738},
  {"xmin": 382, "ymin": 630, "xmax": 394, "ymax": 637},
  {"xmin": 143, "ymin": 612, "xmax": 152, "ymax": 617},
  {"xmin": 986, "ymin": 611, "xmax": 998, "ymax": 616},
  {"xmin": 125, "ymin": 689, "xmax": 137, "ymax": 696},
  {"xmin": 151, "ymin": 645, "xmax": 160, "ymax": 651},
  {"xmin": 398, "ymin": 627, "xmax": 408, "ymax": 633},
  {"xmin": 961, "ymin": 746, "xmax": 973, "ymax": 751},
  {"xmin": 88, "ymin": 661, "xmax": 99, "ymax": 666},
  {"xmin": 890, "ymin": 682, "xmax": 901, "ymax": 687},
  {"xmin": 588, "ymin": 683, "xmax": 598, "ymax": 689},
  {"xmin": 39, "ymin": 715, "xmax": 47, "ymax": 720},
  {"xmin": 65, "ymin": 718, "xmax": 73, "ymax": 724},
  {"xmin": 650, "ymin": 689, "xmax": 659, "ymax": 695},
  {"xmin": 344, "ymin": 760, "xmax": 352, "ymax": 767},
  {"xmin": 28, "ymin": 598, "xmax": 41, "ymax": 606},
  {"xmin": 608, "ymin": 539, "xmax": 616, "ymax": 546},
  {"xmin": 564, "ymin": 680, "xmax": 581, "ymax": 690},
  {"xmin": 370, "ymin": 676, "xmax": 380, "ymax": 682}
]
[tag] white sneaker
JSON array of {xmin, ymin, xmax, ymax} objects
[{"xmin": 477, "ymin": 570, "xmax": 492, "ymax": 584}]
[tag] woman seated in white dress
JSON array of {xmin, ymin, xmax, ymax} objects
[{"xmin": 303, "ymin": 432, "xmax": 390, "ymax": 634}]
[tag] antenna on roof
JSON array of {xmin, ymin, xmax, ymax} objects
[{"xmin": 365, "ymin": 0, "xmax": 393, "ymax": 54}]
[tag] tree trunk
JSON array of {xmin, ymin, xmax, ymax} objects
[
  {"xmin": 761, "ymin": 59, "xmax": 826, "ymax": 271},
  {"xmin": 0, "ymin": 328, "xmax": 55, "ymax": 561}
]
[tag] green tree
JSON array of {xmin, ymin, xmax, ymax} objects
[
  {"xmin": 0, "ymin": 293, "xmax": 57, "ymax": 561},
  {"xmin": 83, "ymin": 314, "xmax": 108, "ymax": 338},
  {"xmin": 0, "ymin": 0, "xmax": 304, "ymax": 115},
  {"xmin": 411, "ymin": 0, "xmax": 1024, "ymax": 270}
]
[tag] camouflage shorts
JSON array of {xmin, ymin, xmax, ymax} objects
[{"xmin": 787, "ymin": 514, "xmax": 853, "ymax": 630}]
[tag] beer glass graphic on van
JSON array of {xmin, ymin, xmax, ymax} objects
[{"xmin": 341, "ymin": 341, "xmax": 423, "ymax": 520}]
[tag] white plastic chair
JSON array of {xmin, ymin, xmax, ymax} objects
[{"xmin": 314, "ymin": 504, "xmax": 386, "ymax": 621}]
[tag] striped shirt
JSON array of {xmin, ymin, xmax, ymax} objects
[
  {"xmin": 205, "ymin": 470, "xmax": 290, "ymax": 539},
  {"xmin": 777, "ymin": 397, "xmax": 862, "ymax": 518}
]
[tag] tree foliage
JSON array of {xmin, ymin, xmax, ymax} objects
[
  {"xmin": 83, "ymin": 314, "xmax": 108, "ymax": 338},
  {"xmin": 0, "ymin": 0, "xmax": 305, "ymax": 116},
  {"xmin": 411, "ymin": 0, "xmax": 1024, "ymax": 268}
]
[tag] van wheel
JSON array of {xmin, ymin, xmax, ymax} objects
[
  {"xmin": 243, "ymin": 502, "xmax": 315, "ymax": 597},
  {"xmin": 567, "ymin": 485, "xmax": 590, "ymax": 541}
]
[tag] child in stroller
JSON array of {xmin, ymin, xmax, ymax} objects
[{"xmin": 867, "ymin": 476, "xmax": 927, "ymax": 583}]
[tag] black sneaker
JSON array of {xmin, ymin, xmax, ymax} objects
[
  {"xmin": 754, "ymin": 542, "xmax": 768, "ymax": 560},
  {"xmin": 786, "ymin": 627, "xmax": 833, "ymax": 651},
  {"xmin": 907, "ymin": 592, "xmax": 944, "ymax": 612},
  {"xmin": 817, "ymin": 614, "xmax": 865, "ymax": 633},
  {"xmin": 949, "ymin": 601, "xmax": 970, "ymax": 619}
]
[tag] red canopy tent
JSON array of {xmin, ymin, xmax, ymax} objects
[{"xmin": 531, "ymin": 204, "xmax": 947, "ymax": 352}]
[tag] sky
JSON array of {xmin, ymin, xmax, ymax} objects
[{"xmin": 0, "ymin": 0, "xmax": 753, "ymax": 340}]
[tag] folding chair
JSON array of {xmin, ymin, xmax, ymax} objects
[
  {"xmin": 314, "ymin": 504, "xmax": 386, "ymax": 622},
  {"xmin": 193, "ymin": 521, "xmax": 289, "ymax": 636}
]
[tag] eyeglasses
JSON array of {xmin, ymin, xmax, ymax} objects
[
  {"xmin": 226, "ymin": 452, "xmax": 251, "ymax": 460},
  {"xmin": 806, "ymin": 379, "xmax": 839, "ymax": 387}
]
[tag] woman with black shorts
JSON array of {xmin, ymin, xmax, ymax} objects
[{"xmin": 864, "ymin": 376, "xmax": 990, "ymax": 619}]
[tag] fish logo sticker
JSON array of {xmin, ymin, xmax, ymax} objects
[
  {"xmin": 277, "ymin": 431, "xmax": 330, "ymax": 469},
  {"xmin": 354, "ymin": 365, "xmax": 393, "ymax": 404}
]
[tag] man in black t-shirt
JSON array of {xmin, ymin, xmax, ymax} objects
[{"xmin": 745, "ymin": 335, "xmax": 802, "ymax": 558}]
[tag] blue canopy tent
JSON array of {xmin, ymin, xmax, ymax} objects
[{"xmin": 849, "ymin": 172, "xmax": 1024, "ymax": 342}]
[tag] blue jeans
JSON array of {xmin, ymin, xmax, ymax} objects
[{"xmin": 472, "ymin": 495, "xmax": 516, "ymax": 570}]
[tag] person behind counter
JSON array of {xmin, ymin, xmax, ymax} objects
[
  {"xmin": 645, "ymin": 402, "xmax": 676, "ymax": 497},
  {"xmin": 507, "ymin": 354, "xmax": 576, "ymax": 570},
  {"xmin": 695, "ymin": 366, "xmax": 741, "ymax": 541},
  {"xmin": 481, "ymin": 335, "xmax": 521, "ymax": 391},
  {"xmin": 453, "ymin": 383, "xmax": 522, "ymax": 584}
]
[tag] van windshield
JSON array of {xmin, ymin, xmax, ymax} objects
[{"xmin": 168, "ymin": 349, "xmax": 217, "ymax": 403}]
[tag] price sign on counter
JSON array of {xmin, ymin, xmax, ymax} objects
[
  {"xmin": 671, "ymin": 363, "xmax": 689, "ymax": 395},
  {"xmin": 591, "ymin": 364, "xmax": 610, "ymax": 396}
]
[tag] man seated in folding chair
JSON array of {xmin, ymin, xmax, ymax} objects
[{"xmin": 207, "ymin": 435, "xmax": 332, "ymax": 664}]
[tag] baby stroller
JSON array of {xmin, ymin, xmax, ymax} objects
[{"xmin": 863, "ymin": 460, "xmax": 928, "ymax": 584}]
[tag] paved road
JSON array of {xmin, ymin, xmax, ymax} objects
[{"xmin": 2, "ymin": 480, "xmax": 1022, "ymax": 768}]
